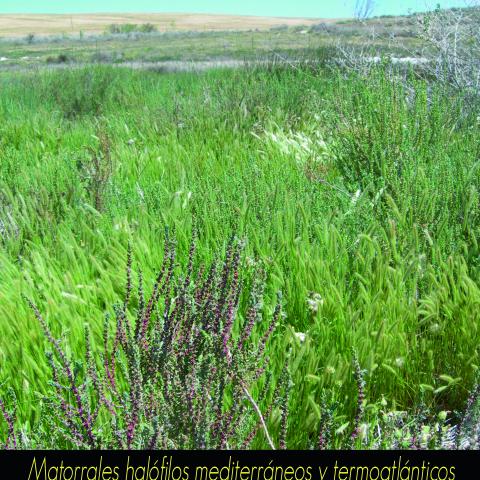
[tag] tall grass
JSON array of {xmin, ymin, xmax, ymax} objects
[{"xmin": 0, "ymin": 64, "xmax": 479, "ymax": 447}]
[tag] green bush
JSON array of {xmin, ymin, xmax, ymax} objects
[{"xmin": 106, "ymin": 23, "xmax": 158, "ymax": 35}]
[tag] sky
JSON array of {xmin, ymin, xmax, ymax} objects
[{"xmin": 0, "ymin": 0, "xmax": 472, "ymax": 17}]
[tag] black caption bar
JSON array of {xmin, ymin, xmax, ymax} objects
[{"xmin": 0, "ymin": 450, "xmax": 478, "ymax": 480}]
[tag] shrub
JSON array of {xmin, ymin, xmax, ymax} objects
[
  {"xmin": 138, "ymin": 23, "xmax": 158, "ymax": 34},
  {"xmin": 45, "ymin": 54, "xmax": 69, "ymax": 64},
  {"xmin": 45, "ymin": 67, "xmax": 118, "ymax": 118},
  {"xmin": 90, "ymin": 51, "xmax": 115, "ymax": 63},
  {"xmin": 106, "ymin": 24, "xmax": 122, "ymax": 35},
  {"xmin": 416, "ymin": 4, "xmax": 480, "ymax": 93},
  {"xmin": 2, "ymin": 235, "xmax": 285, "ymax": 449},
  {"xmin": 106, "ymin": 23, "xmax": 158, "ymax": 35},
  {"xmin": 77, "ymin": 126, "xmax": 113, "ymax": 212},
  {"xmin": 335, "ymin": 4, "xmax": 480, "ymax": 105}
]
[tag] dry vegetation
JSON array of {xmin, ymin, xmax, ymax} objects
[{"xmin": 0, "ymin": 13, "xmax": 330, "ymax": 37}]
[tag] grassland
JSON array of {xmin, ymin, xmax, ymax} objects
[
  {"xmin": 1, "ymin": 5, "xmax": 480, "ymax": 449},
  {"xmin": 0, "ymin": 12, "xmax": 423, "ymax": 69},
  {"xmin": 0, "ymin": 56, "xmax": 479, "ymax": 448}
]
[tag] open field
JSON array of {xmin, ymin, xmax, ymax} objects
[
  {"xmin": 1, "ymin": 6, "xmax": 480, "ymax": 450},
  {"xmin": 0, "ymin": 10, "xmax": 441, "ymax": 71},
  {"xmin": 0, "ymin": 13, "xmax": 329, "ymax": 37},
  {"xmin": 0, "ymin": 19, "xmax": 421, "ymax": 69}
]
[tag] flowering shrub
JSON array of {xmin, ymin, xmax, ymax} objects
[
  {"xmin": 1, "ymin": 234, "xmax": 287, "ymax": 449},
  {"xmin": 1, "ymin": 233, "xmax": 480, "ymax": 450}
]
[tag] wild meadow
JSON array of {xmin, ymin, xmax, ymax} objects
[{"xmin": 0, "ymin": 48, "xmax": 479, "ymax": 448}]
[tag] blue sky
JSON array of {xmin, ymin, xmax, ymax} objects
[{"xmin": 0, "ymin": 1, "xmax": 470, "ymax": 17}]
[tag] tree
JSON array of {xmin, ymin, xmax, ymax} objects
[
  {"xmin": 354, "ymin": 0, "xmax": 376, "ymax": 20},
  {"xmin": 416, "ymin": 1, "xmax": 480, "ymax": 91}
]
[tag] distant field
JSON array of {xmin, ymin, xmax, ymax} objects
[
  {"xmin": 0, "ymin": 12, "xmax": 330, "ymax": 37},
  {"xmin": 0, "ymin": 12, "xmax": 422, "ymax": 69}
]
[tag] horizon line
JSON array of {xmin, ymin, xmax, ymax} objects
[{"xmin": 0, "ymin": 11, "xmax": 331, "ymax": 19}]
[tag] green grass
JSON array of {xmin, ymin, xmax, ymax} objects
[
  {"xmin": 0, "ymin": 64, "xmax": 479, "ymax": 447},
  {"xmin": 0, "ymin": 26, "xmax": 420, "ymax": 68}
]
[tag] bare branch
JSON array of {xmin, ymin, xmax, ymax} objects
[
  {"xmin": 354, "ymin": 0, "xmax": 376, "ymax": 21},
  {"xmin": 240, "ymin": 380, "xmax": 276, "ymax": 450}
]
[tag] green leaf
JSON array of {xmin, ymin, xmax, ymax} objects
[
  {"xmin": 419, "ymin": 384, "xmax": 435, "ymax": 392},
  {"xmin": 308, "ymin": 395, "xmax": 322, "ymax": 420},
  {"xmin": 335, "ymin": 422, "xmax": 350, "ymax": 435}
]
